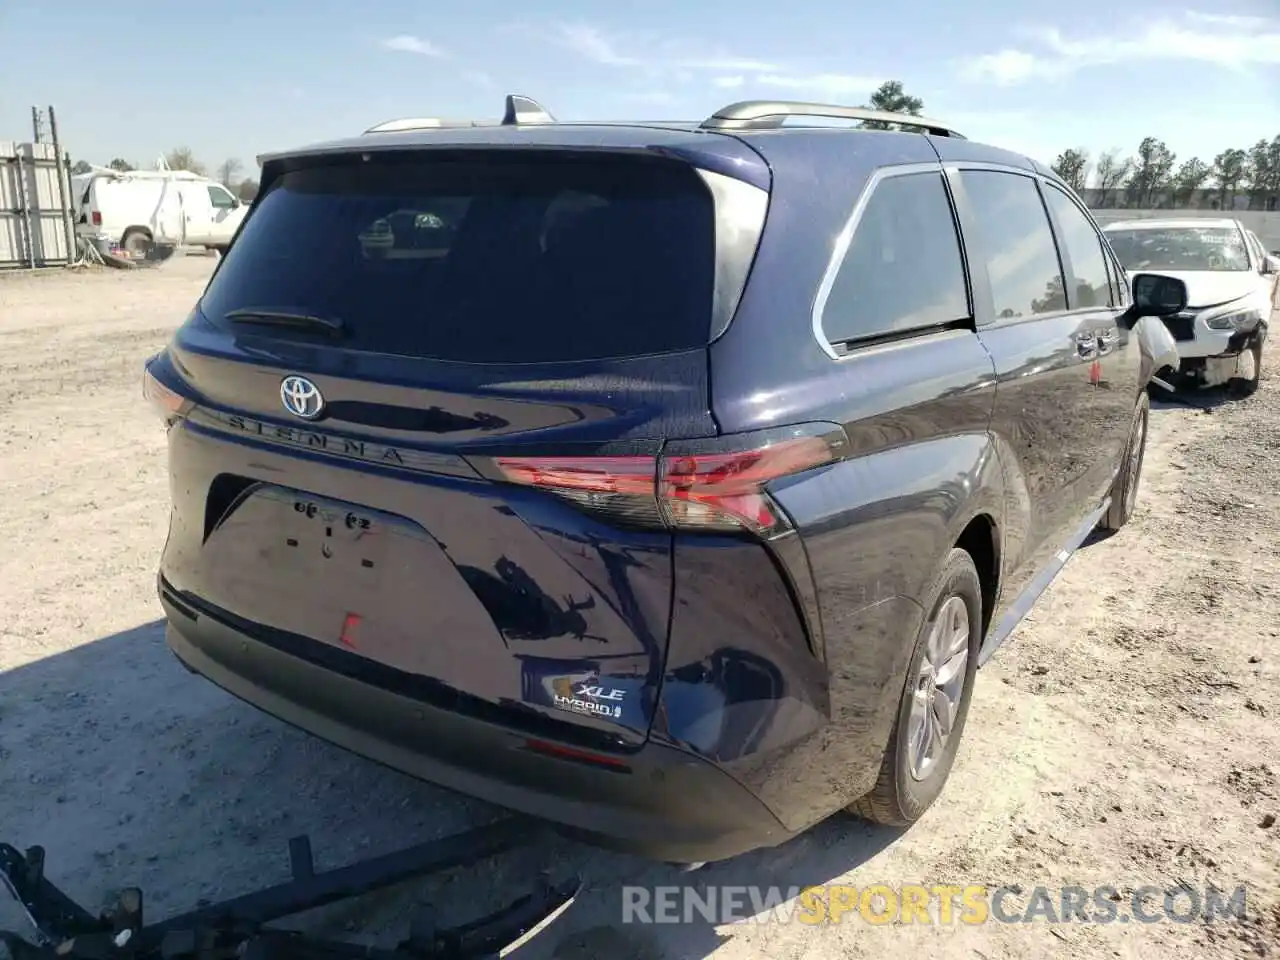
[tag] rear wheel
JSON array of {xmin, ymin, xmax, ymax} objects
[
  {"xmin": 849, "ymin": 548, "xmax": 981, "ymax": 826},
  {"xmin": 1227, "ymin": 341, "xmax": 1262, "ymax": 399},
  {"xmin": 121, "ymin": 227, "xmax": 153, "ymax": 259},
  {"xmin": 1101, "ymin": 392, "xmax": 1150, "ymax": 532}
]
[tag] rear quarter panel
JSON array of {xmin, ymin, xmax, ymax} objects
[
  {"xmin": 705, "ymin": 334, "xmax": 1001, "ymax": 829},
  {"xmin": 670, "ymin": 132, "xmax": 1004, "ymax": 829}
]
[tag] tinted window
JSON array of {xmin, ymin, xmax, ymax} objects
[
  {"xmin": 1043, "ymin": 184, "xmax": 1112, "ymax": 308},
  {"xmin": 960, "ymin": 171, "xmax": 1065, "ymax": 319},
  {"xmin": 199, "ymin": 155, "xmax": 715, "ymax": 363},
  {"xmin": 822, "ymin": 171, "xmax": 968, "ymax": 344},
  {"xmin": 1105, "ymin": 225, "xmax": 1251, "ymax": 273}
]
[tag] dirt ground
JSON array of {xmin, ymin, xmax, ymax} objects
[{"xmin": 1, "ymin": 256, "xmax": 1277, "ymax": 960}]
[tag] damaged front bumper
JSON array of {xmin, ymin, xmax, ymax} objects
[{"xmin": 1175, "ymin": 323, "xmax": 1267, "ymax": 387}]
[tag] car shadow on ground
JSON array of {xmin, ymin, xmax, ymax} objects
[
  {"xmin": 0, "ymin": 621, "xmax": 904, "ymax": 960},
  {"xmin": 1148, "ymin": 384, "xmax": 1249, "ymax": 415}
]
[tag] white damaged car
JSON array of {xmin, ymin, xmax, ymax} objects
[{"xmin": 1104, "ymin": 218, "xmax": 1274, "ymax": 397}]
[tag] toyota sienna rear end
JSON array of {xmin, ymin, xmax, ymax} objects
[{"xmin": 147, "ymin": 117, "xmax": 844, "ymax": 862}]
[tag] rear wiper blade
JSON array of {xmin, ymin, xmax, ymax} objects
[{"xmin": 224, "ymin": 308, "xmax": 345, "ymax": 337}]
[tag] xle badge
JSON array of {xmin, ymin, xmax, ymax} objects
[{"xmin": 549, "ymin": 677, "xmax": 626, "ymax": 719}]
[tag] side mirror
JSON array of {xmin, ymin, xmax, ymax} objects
[
  {"xmin": 1263, "ymin": 255, "xmax": 1278, "ymax": 276},
  {"xmin": 1126, "ymin": 273, "xmax": 1188, "ymax": 323}
]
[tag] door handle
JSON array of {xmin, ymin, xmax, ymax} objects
[
  {"xmin": 1096, "ymin": 328, "xmax": 1118, "ymax": 355},
  {"xmin": 1075, "ymin": 332, "xmax": 1098, "ymax": 359}
]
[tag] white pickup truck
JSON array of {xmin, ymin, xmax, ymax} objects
[{"xmin": 73, "ymin": 167, "xmax": 248, "ymax": 258}]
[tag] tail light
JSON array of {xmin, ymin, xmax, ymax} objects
[
  {"xmin": 91, "ymin": 211, "xmax": 102, "ymax": 226},
  {"xmin": 660, "ymin": 438, "xmax": 835, "ymax": 533},
  {"xmin": 490, "ymin": 430, "xmax": 844, "ymax": 538},
  {"xmin": 143, "ymin": 355, "xmax": 193, "ymax": 422}
]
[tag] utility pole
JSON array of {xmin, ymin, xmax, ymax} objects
[{"xmin": 31, "ymin": 106, "xmax": 48, "ymax": 143}]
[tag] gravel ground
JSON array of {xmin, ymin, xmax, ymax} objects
[{"xmin": 1, "ymin": 257, "xmax": 1277, "ymax": 959}]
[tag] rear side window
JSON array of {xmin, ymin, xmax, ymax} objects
[
  {"xmin": 822, "ymin": 171, "xmax": 969, "ymax": 345},
  {"xmin": 198, "ymin": 154, "xmax": 716, "ymax": 363},
  {"xmin": 1043, "ymin": 184, "xmax": 1113, "ymax": 308},
  {"xmin": 959, "ymin": 171, "xmax": 1066, "ymax": 319}
]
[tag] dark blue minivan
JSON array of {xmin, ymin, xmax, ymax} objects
[{"xmin": 146, "ymin": 95, "xmax": 1187, "ymax": 863}]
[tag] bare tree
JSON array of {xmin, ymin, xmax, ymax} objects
[
  {"xmin": 217, "ymin": 158, "xmax": 243, "ymax": 188},
  {"xmin": 107, "ymin": 157, "xmax": 134, "ymax": 172},
  {"xmin": 235, "ymin": 178, "xmax": 260, "ymax": 203},
  {"xmin": 164, "ymin": 147, "xmax": 206, "ymax": 176},
  {"xmin": 71, "ymin": 159, "xmax": 92, "ymax": 175},
  {"xmin": 1094, "ymin": 151, "xmax": 1132, "ymax": 208}
]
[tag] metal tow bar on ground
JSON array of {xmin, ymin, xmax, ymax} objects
[{"xmin": 0, "ymin": 818, "xmax": 579, "ymax": 960}]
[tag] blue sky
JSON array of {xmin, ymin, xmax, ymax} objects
[{"xmin": 3, "ymin": 1, "xmax": 1277, "ymax": 183}]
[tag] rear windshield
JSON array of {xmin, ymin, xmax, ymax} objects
[
  {"xmin": 198, "ymin": 153, "xmax": 716, "ymax": 363},
  {"xmin": 1105, "ymin": 225, "xmax": 1251, "ymax": 273}
]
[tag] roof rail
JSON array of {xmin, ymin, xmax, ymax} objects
[
  {"xmin": 699, "ymin": 100, "xmax": 964, "ymax": 138},
  {"xmin": 364, "ymin": 117, "xmax": 492, "ymax": 134},
  {"xmin": 364, "ymin": 95, "xmax": 557, "ymax": 135}
]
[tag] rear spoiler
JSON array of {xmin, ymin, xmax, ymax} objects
[{"xmin": 254, "ymin": 95, "xmax": 558, "ymax": 167}]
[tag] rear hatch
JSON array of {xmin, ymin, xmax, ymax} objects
[{"xmin": 155, "ymin": 145, "xmax": 765, "ymax": 751}]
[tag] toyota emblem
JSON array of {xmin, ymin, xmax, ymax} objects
[{"xmin": 280, "ymin": 375, "xmax": 324, "ymax": 420}]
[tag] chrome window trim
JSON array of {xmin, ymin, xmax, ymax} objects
[{"xmin": 810, "ymin": 161, "xmax": 953, "ymax": 360}]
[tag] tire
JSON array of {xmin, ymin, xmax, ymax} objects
[
  {"xmin": 1101, "ymin": 392, "xmax": 1150, "ymax": 532},
  {"xmin": 1227, "ymin": 341, "xmax": 1262, "ymax": 399},
  {"xmin": 121, "ymin": 227, "xmax": 153, "ymax": 259},
  {"xmin": 849, "ymin": 548, "xmax": 982, "ymax": 826}
]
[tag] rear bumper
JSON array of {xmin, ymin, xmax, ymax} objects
[{"xmin": 159, "ymin": 585, "xmax": 796, "ymax": 864}]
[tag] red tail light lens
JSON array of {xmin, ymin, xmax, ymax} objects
[
  {"xmin": 494, "ymin": 455, "xmax": 663, "ymax": 527},
  {"xmin": 660, "ymin": 437, "xmax": 836, "ymax": 535},
  {"xmin": 91, "ymin": 211, "xmax": 102, "ymax": 226},
  {"xmin": 492, "ymin": 434, "xmax": 840, "ymax": 538},
  {"xmin": 143, "ymin": 359, "xmax": 193, "ymax": 422},
  {"xmin": 494, "ymin": 456, "xmax": 656, "ymax": 496}
]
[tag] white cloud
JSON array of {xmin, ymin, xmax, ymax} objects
[
  {"xmin": 1184, "ymin": 10, "xmax": 1274, "ymax": 28},
  {"xmin": 959, "ymin": 13, "xmax": 1280, "ymax": 84},
  {"xmin": 549, "ymin": 24, "xmax": 778, "ymax": 76},
  {"xmin": 958, "ymin": 49, "xmax": 1045, "ymax": 85},
  {"xmin": 679, "ymin": 56, "xmax": 779, "ymax": 72},
  {"xmin": 755, "ymin": 72, "xmax": 883, "ymax": 96},
  {"xmin": 543, "ymin": 23, "xmax": 887, "ymax": 103},
  {"xmin": 554, "ymin": 23, "xmax": 641, "ymax": 66},
  {"xmin": 621, "ymin": 91, "xmax": 679, "ymax": 105},
  {"xmin": 382, "ymin": 34, "xmax": 446, "ymax": 57},
  {"xmin": 463, "ymin": 69, "xmax": 496, "ymax": 88}
]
